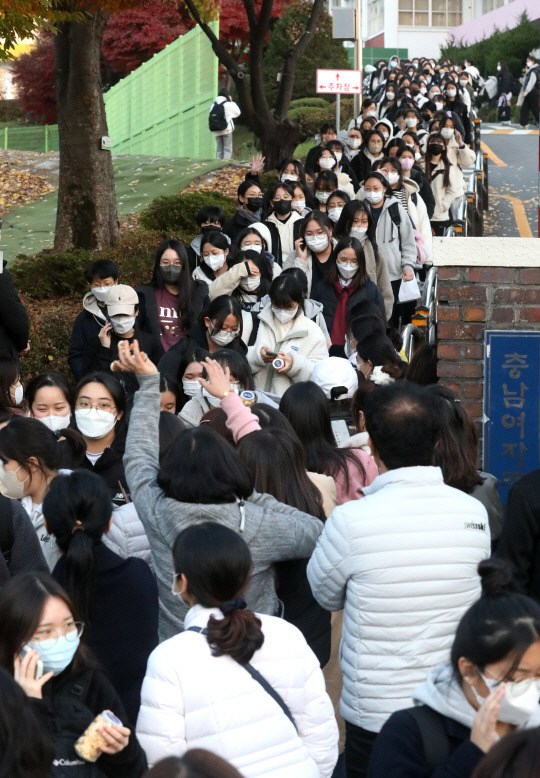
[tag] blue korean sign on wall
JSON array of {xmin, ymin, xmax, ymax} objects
[{"xmin": 484, "ymin": 331, "xmax": 540, "ymax": 504}]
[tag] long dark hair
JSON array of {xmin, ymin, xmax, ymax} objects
[
  {"xmin": 327, "ymin": 236, "xmax": 369, "ymax": 291},
  {"xmin": 334, "ymin": 200, "xmax": 380, "ymax": 262},
  {"xmin": 0, "ymin": 571, "xmax": 84, "ymax": 673},
  {"xmin": 199, "ymin": 295, "xmax": 244, "ymax": 347},
  {"xmin": 0, "ymin": 357, "xmax": 21, "ymax": 413},
  {"xmin": 173, "ymin": 523, "xmax": 264, "ymax": 664},
  {"xmin": 426, "ymin": 384, "xmax": 483, "ymax": 492},
  {"xmin": 425, "ymin": 133, "xmax": 451, "ymax": 188},
  {"xmin": 175, "ymin": 346, "xmax": 209, "ymax": 407},
  {"xmin": 0, "ymin": 667, "xmax": 55, "ymax": 777},
  {"xmin": 145, "ymin": 750, "xmax": 246, "ymax": 778},
  {"xmin": 43, "ymin": 471, "xmax": 113, "ymax": 626},
  {"xmin": 228, "ymin": 250, "xmax": 273, "ymax": 302},
  {"xmin": 472, "ymin": 729, "xmax": 540, "ymax": 778},
  {"xmin": 26, "ymin": 372, "xmax": 72, "ymax": 411},
  {"xmin": 280, "ymin": 381, "xmax": 365, "ymax": 490},
  {"xmin": 451, "ymin": 559, "xmax": 540, "ymax": 679},
  {"xmin": 73, "ymin": 371, "xmax": 127, "ymax": 436},
  {"xmin": 152, "ymin": 239, "xmax": 197, "ymax": 332},
  {"xmin": 198, "ymin": 231, "xmax": 230, "ymax": 281},
  {"xmin": 0, "ymin": 416, "xmax": 85, "ymax": 477},
  {"xmin": 237, "ymin": 429, "xmax": 325, "ymax": 521}
]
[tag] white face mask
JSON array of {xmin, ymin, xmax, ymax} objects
[
  {"xmin": 292, "ymin": 200, "xmax": 305, "ymax": 211},
  {"xmin": 386, "ymin": 171, "xmax": 400, "ymax": 185},
  {"xmin": 91, "ymin": 287, "xmax": 109, "ymax": 303},
  {"xmin": 272, "ymin": 306, "xmax": 298, "ymax": 324},
  {"xmin": 327, "ymin": 207, "xmax": 343, "ymax": 223},
  {"xmin": 242, "ymin": 243, "xmax": 262, "ymax": 254},
  {"xmin": 182, "ymin": 379, "xmax": 202, "ymax": 397},
  {"xmin": 347, "ymin": 137, "xmax": 362, "ymax": 149},
  {"xmin": 364, "ymin": 190, "xmax": 384, "ymax": 204},
  {"xmin": 240, "ymin": 275, "xmax": 261, "ymax": 293},
  {"xmin": 315, "ymin": 191, "xmax": 331, "ymax": 203},
  {"xmin": 415, "ymin": 151, "xmax": 422, "ymax": 161},
  {"xmin": 110, "ymin": 315, "xmax": 136, "ymax": 335},
  {"xmin": 281, "ymin": 174, "xmax": 298, "ymax": 182},
  {"xmin": 0, "ymin": 464, "xmax": 29, "ymax": 500},
  {"xmin": 405, "ymin": 117, "xmax": 417, "ymax": 127},
  {"xmin": 319, "ymin": 157, "xmax": 335, "ymax": 170},
  {"xmin": 386, "ymin": 92, "xmax": 395, "ymax": 101},
  {"xmin": 203, "ymin": 253, "xmax": 226, "ymax": 271},
  {"xmin": 527, "ymin": 61, "xmax": 533, "ymax": 68},
  {"xmin": 202, "ymin": 387, "xmax": 222, "ymax": 408},
  {"xmin": 473, "ymin": 672, "xmax": 540, "ymax": 727},
  {"xmin": 435, "ymin": 101, "xmax": 444, "ymax": 111},
  {"xmin": 333, "ymin": 152, "xmax": 343, "ymax": 163},
  {"xmin": 11, "ymin": 384, "xmax": 24, "ymax": 406},
  {"xmin": 420, "ymin": 87, "xmax": 427, "ymax": 95},
  {"xmin": 38, "ymin": 414, "xmax": 71, "ymax": 433},
  {"xmin": 210, "ymin": 328, "xmax": 239, "ymax": 346},
  {"xmin": 337, "ymin": 262, "xmax": 358, "ymax": 280},
  {"xmin": 305, "ymin": 234, "xmax": 329, "ymax": 252},
  {"xmin": 496, "ymin": 65, "xmax": 501, "ymax": 71},
  {"xmin": 446, "ymin": 89, "xmax": 456, "ymax": 98},
  {"xmin": 350, "ymin": 227, "xmax": 367, "ymax": 240},
  {"xmin": 75, "ymin": 409, "xmax": 117, "ymax": 439},
  {"xmin": 441, "ymin": 127, "xmax": 454, "ymax": 139},
  {"xmin": 365, "ymin": 110, "xmax": 378, "ymax": 118}
]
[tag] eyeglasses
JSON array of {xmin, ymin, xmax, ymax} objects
[
  {"xmin": 75, "ymin": 401, "xmax": 116, "ymax": 416},
  {"xmin": 32, "ymin": 621, "xmax": 85, "ymax": 647}
]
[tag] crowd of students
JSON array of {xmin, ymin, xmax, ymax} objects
[{"xmin": 0, "ymin": 53, "xmax": 540, "ymax": 778}]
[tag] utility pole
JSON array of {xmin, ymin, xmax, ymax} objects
[{"xmin": 354, "ymin": 0, "xmax": 363, "ymax": 117}]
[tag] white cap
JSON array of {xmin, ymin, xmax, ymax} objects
[
  {"xmin": 250, "ymin": 222, "xmax": 273, "ymax": 255},
  {"xmin": 311, "ymin": 357, "xmax": 358, "ymax": 400}
]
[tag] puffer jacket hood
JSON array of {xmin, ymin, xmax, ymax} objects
[
  {"xmin": 414, "ymin": 661, "xmax": 540, "ymax": 730},
  {"xmin": 252, "ymin": 294, "xmax": 324, "ymax": 321}
]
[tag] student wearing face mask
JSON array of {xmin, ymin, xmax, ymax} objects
[
  {"xmin": 247, "ymin": 275, "xmax": 328, "ymax": 396},
  {"xmin": 519, "ymin": 54, "xmax": 539, "ymax": 129},
  {"xmin": 312, "ymin": 170, "xmax": 339, "ymax": 212},
  {"xmin": 314, "ymin": 149, "xmax": 356, "ymax": 199},
  {"xmin": 209, "ymin": 246, "xmax": 278, "ymax": 312},
  {"xmin": 277, "ymin": 158, "xmax": 308, "ymax": 188},
  {"xmin": 187, "ymin": 205, "xmax": 229, "ymax": 272},
  {"xmin": 27, "ymin": 372, "xmax": 72, "ymax": 434},
  {"xmin": 443, "ymin": 83, "xmax": 471, "ymax": 145},
  {"xmin": 374, "ymin": 119, "xmax": 393, "ymax": 144},
  {"xmin": 68, "ymin": 259, "xmax": 119, "ymax": 380},
  {"xmin": 80, "ymin": 284, "xmax": 163, "ymax": 399},
  {"xmin": 420, "ymin": 133, "xmax": 463, "ymax": 236},
  {"xmin": 0, "ymin": 356, "xmax": 27, "ymax": 416},
  {"xmin": 350, "ymin": 129, "xmax": 386, "ymax": 185},
  {"xmin": 326, "ymin": 140, "xmax": 360, "ymax": 191},
  {"xmin": 440, "ymin": 116, "xmax": 475, "ymax": 184},
  {"xmin": 304, "ymin": 121, "xmax": 338, "ymax": 171},
  {"xmin": 396, "ymin": 146, "xmax": 436, "ymax": 219},
  {"xmin": 342, "ymin": 127, "xmax": 363, "ymax": 160},
  {"xmin": 334, "ymin": 201, "xmax": 394, "ymax": 319},
  {"xmin": 283, "ymin": 212, "xmax": 335, "ymax": 296},
  {"xmin": 377, "ymin": 85, "xmax": 397, "ymax": 120},
  {"xmin": 326, "ymin": 190, "xmax": 351, "ymax": 227},
  {"xmin": 265, "ymin": 182, "xmax": 304, "ymax": 262},
  {"xmin": 312, "ymin": 237, "xmax": 385, "ymax": 356},
  {"xmin": 0, "ymin": 571, "xmax": 148, "ymax": 776},
  {"xmin": 368, "ymin": 559, "xmax": 540, "ymax": 778},
  {"xmin": 74, "ymin": 371, "xmax": 131, "ymax": 507},
  {"xmin": 192, "ymin": 232, "xmax": 231, "ymax": 287},
  {"xmin": 0, "ymin": 416, "xmax": 85, "ymax": 569},
  {"xmin": 223, "ymin": 181, "xmax": 266, "ymax": 242},
  {"xmin": 137, "ymin": 240, "xmax": 209, "ymax": 354},
  {"xmin": 291, "ymin": 183, "xmax": 312, "ymax": 217}
]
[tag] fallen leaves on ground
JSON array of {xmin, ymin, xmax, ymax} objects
[
  {"xmin": 0, "ymin": 156, "xmax": 56, "ymax": 214},
  {"xmin": 182, "ymin": 165, "xmax": 248, "ymax": 197}
]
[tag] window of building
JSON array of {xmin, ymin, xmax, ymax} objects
[
  {"xmin": 367, "ymin": 0, "xmax": 385, "ymax": 37},
  {"xmin": 481, "ymin": 0, "xmax": 505, "ymax": 13},
  {"xmin": 398, "ymin": 0, "xmax": 461, "ymax": 27}
]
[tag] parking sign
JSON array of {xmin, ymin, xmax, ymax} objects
[{"xmin": 316, "ymin": 69, "xmax": 361, "ymax": 95}]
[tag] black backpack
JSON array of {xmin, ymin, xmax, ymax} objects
[
  {"xmin": 209, "ymin": 101, "xmax": 228, "ymax": 132},
  {"xmin": 0, "ymin": 496, "xmax": 14, "ymax": 568},
  {"xmin": 407, "ymin": 705, "xmax": 451, "ymax": 772}
]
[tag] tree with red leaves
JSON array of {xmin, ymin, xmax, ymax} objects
[{"xmin": 12, "ymin": 32, "xmax": 56, "ymax": 124}]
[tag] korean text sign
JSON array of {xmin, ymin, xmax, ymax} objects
[
  {"xmin": 316, "ymin": 70, "xmax": 361, "ymax": 95},
  {"xmin": 484, "ymin": 331, "xmax": 540, "ymax": 504}
]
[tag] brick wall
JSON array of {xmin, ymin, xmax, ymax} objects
[{"xmin": 436, "ymin": 264, "xmax": 540, "ymax": 429}]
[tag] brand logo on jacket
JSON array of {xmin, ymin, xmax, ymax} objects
[{"xmin": 464, "ymin": 521, "xmax": 486, "ymax": 532}]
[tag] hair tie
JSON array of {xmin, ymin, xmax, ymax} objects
[
  {"xmin": 71, "ymin": 521, "xmax": 84, "ymax": 535},
  {"xmin": 219, "ymin": 597, "xmax": 246, "ymax": 616}
]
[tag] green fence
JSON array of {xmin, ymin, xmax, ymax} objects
[
  {"xmin": 103, "ymin": 21, "xmax": 219, "ymax": 159},
  {"xmin": 1, "ymin": 124, "xmax": 59, "ymax": 152},
  {"xmin": 1, "ymin": 22, "xmax": 218, "ymax": 158}
]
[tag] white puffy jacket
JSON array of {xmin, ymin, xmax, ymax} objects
[
  {"xmin": 307, "ymin": 466, "xmax": 491, "ymax": 733},
  {"xmin": 102, "ymin": 503, "xmax": 152, "ymax": 568},
  {"xmin": 137, "ymin": 604, "xmax": 338, "ymax": 777}
]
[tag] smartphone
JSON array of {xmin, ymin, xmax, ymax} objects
[
  {"xmin": 20, "ymin": 645, "xmax": 44, "ymax": 679},
  {"xmin": 265, "ymin": 351, "xmax": 278, "ymax": 358}
]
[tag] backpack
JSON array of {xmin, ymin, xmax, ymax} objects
[
  {"xmin": 388, "ymin": 199, "xmax": 427, "ymax": 267},
  {"xmin": 407, "ymin": 705, "xmax": 451, "ymax": 772},
  {"xmin": 208, "ymin": 101, "xmax": 228, "ymax": 132},
  {"xmin": 48, "ymin": 670, "xmax": 108, "ymax": 777}
]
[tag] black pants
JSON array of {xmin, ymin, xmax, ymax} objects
[
  {"xmin": 344, "ymin": 720, "xmax": 378, "ymax": 778},
  {"xmin": 430, "ymin": 219, "xmax": 449, "ymax": 237},
  {"xmin": 389, "ymin": 278, "xmax": 416, "ymax": 330},
  {"xmin": 520, "ymin": 92, "xmax": 539, "ymax": 126}
]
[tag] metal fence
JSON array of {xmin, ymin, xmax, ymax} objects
[
  {"xmin": 1, "ymin": 22, "xmax": 218, "ymax": 158},
  {"xmin": 1, "ymin": 124, "xmax": 59, "ymax": 153},
  {"xmin": 103, "ymin": 21, "xmax": 218, "ymax": 159}
]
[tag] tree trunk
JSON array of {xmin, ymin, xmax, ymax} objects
[
  {"xmin": 260, "ymin": 118, "xmax": 301, "ymax": 169},
  {"xmin": 54, "ymin": 13, "xmax": 119, "ymax": 252}
]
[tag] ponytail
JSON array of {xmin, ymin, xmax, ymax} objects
[
  {"xmin": 57, "ymin": 427, "xmax": 86, "ymax": 466},
  {"xmin": 43, "ymin": 470, "xmax": 114, "ymax": 626},
  {"xmin": 206, "ymin": 598, "xmax": 264, "ymax": 665}
]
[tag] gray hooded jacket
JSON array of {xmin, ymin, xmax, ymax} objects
[{"xmin": 124, "ymin": 372, "xmax": 324, "ymax": 641}]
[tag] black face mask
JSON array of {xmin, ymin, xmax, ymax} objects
[
  {"xmin": 273, "ymin": 200, "xmax": 292, "ymax": 216},
  {"xmin": 201, "ymin": 225, "xmax": 220, "ymax": 234},
  {"xmin": 421, "ymin": 114, "xmax": 431, "ymax": 122},
  {"xmin": 159, "ymin": 266, "xmax": 182, "ymax": 284},
  {"xmin": 427, "ymin": 144, "xmax": 444, "ymax": 156},
  {"xmin": 246, "ymin": 197, "xmax": 263, "ymax": 212}
]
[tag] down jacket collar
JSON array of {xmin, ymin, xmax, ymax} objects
[
  {"xmin": 362, "ymin": 465, "xmax": 444, "ymax": 496},
  {"xmin": 184, "ymin": 604, "xmax": 225, "ymax": 631}
]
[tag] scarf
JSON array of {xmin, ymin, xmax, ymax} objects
[{"xmin": 330, "ymin": 279, "xmax": 353, "ymax": 345}]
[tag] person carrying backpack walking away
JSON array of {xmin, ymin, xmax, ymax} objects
[{"xmin": 209, "ymin": 89, "xmax": 241, "ymax": 160}]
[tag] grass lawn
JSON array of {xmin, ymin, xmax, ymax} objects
[{"xmin": 0, "ymin": 154, "xmax": 226, "ymax": 260}]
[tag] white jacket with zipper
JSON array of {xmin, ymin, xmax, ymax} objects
[{"xmin": 136, "ymin": 604, "xmax": 339, "ymax": 777}]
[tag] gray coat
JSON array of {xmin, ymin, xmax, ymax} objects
[{"xmin": 124, "ymin": 373, "xmax": 324, "ymax": 641}]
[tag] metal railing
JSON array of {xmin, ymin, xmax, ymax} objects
[
  {"xmin": 444, "ymin": 120, "xmax": 488, "ymax": 238},
  {"xmin": 1, "ymin": 124, "xmax": 59, "ymax": 153},
  {"xmin": 402, "ymin": 267, "xmax": 438, "ymax": 360}
]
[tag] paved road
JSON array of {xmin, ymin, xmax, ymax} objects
[{"xmin": 480, "ymin": 124, "xmax": 538, "ymax": 238}]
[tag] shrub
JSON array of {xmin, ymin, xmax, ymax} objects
[
  {"xmin": 291, "ymin": 97, "xmax": 332, "ymax": 109},
  {"xmin": 139, "ymin": 190, "xmax": 236, "ymax": 241},
  {"xmin": 287, "ymin": 105, "xmax": 335, "ymax": 142}
]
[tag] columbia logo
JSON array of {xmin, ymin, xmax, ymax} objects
[{"xmin": 464, "ymin": 522, "xmax": 486, "ymax": 531}]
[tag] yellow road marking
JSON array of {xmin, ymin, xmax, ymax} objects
[
  {"xmin": 508, "ymin": 196, "xmax": 533, "ymax": 238},
  {"xmin": 480, "ymin": 140, "xmax": 507, "ymax": 167}
]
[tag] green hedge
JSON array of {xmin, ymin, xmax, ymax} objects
[{"xmin": 139, "ymin": 191, "xmax": 236, "ymax": 242}]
